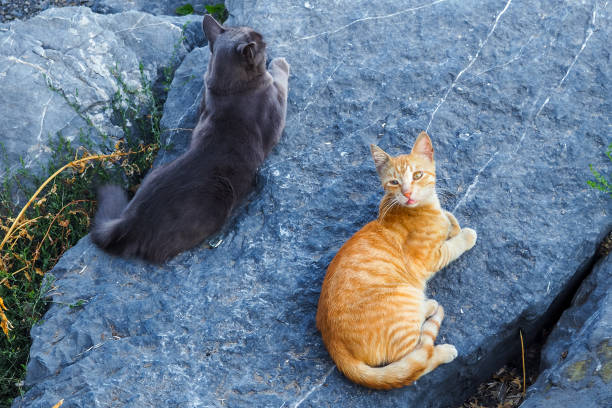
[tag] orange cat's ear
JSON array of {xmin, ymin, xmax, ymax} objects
[
  {"xmin": 370, "ymin": 144, "xmax": 391, "ymax": 174},
  {"xmin": 411, "ymin": 132, "xmax": 434, "ymax": 161}
]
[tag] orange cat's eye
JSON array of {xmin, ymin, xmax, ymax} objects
[
  {"xmin": 389, "ymin": 180, "xmax": 400, "ymax": 186},
  {"xmin": 413, "ymin": 171, "xmax": 423, "ymax": 180}
]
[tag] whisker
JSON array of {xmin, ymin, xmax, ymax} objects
[
  {"xmin": 379, "ymin": 197, "xmax": 399, "ymax": 221},
  {"xmin": 379, "ymin": 200, "xmax": 392, "ymax": 220}
]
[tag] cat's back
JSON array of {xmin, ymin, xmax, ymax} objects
[
  {"xmin": 317, "ymin": 209, "xmax": 448, "ymax": 324},
  {"xmin": 317, "ymin": 220, "xmax": 405, "ymax": 321},
  {"xmin": 323, "ymin": 219, "xmax": 406, "ymax": 283}
]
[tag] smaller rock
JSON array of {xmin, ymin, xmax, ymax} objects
[
  {"xmin": 155, "ymin": 46, "xmax": 209, "ymax": 167},
  {"xmin": 521, "ymin": 254, "xmax": 612, "ymax": 408}
]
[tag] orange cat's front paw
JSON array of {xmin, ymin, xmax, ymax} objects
[
  {"xmin": 445, "ymin": 211, "xmax": 461, "ymax": 239},
  {"xmin": 461, "ymin": 228, "xmax": 477, "ymax": 250}
]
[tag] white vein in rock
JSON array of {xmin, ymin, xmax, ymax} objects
[
  {"xmin": 426, "ymin": 0, "xmax": 513, "ymax": 132},
  {"xmin": 0, "ymin": 29, "xmax": 15, "ymax": 48},
  {"xmin": 453, "ymin": 151, "xmax": 498, "ymax": 212},
  {"xmin": 291, "ymin": 366, "xmax": 335, "ymax": 408},
  {"xmin": 535, "ymin": 0, "xmax": 606, "ymax": 119},
  {"xmin": 299, "ymin": 60, "xmax": 343, "ymax": 121},
  {"xmin": 114, "ymin": 21, "xmax": 180, "ymax": 35},
  {"xmin": 5, "ymin": 55, "xmax": 50, "ymax": 76},
  {"xmin": 296, "ymin": 0, "xmax": 448, "ymax": 41},
  {"xmin": 176, "ymin": 85, "xmax": 204, "ymax": 130},
  {"xmin": 473, "ymin": 34, "xmax": 535, "ymax": 78},
  {"xmin": 37, "ymin": 95, "xmax": 53, "ymax": 142}
]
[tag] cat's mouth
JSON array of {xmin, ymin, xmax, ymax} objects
[{"xmin": 398, "ymin": 196, "xmax": 418, "ymax": 206}]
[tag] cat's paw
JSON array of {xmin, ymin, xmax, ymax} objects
[
  {"xmin": 461, "ymin": 228, "xmax": 477, "ymax": 250},
  {"xmin": 445, "ymin": 211, "xmax": 461, "ymax": 239},
  {"xmin": 436, "ymin": 344, "xmax": 458, "ymax": 363},
  {"xmin": 270, "ymin": 57, "xmax": 290, "ymax": 75}
]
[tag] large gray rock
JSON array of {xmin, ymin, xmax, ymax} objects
[
  {"xmin": 521, "ymin": 254, "xmax": 612, "ymax": 408},
  {"xmin": 89, "ymin": 0, "xmax": 216, "ymax": 46},
  {"xmin": 13, "ymin": 0, "xmax": 612, "ymax": 407},
  {"xmin": 0, "ymin": 6, "xmax": 198, "ymax": 186}
]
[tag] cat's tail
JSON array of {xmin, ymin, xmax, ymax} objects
[
  {"xmin": 90, "ymin": 185, "xmax": 129, "ymax": 250},
  {"xmin": 331, "ymin": 306, "xmax": 457, "ymax": 390}
]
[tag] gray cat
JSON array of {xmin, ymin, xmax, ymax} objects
[{"xmin": 91, "ymin": 15, "xmax": 290, "ymax": 263}]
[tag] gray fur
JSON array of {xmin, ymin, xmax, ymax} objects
[{"xmin": 91, "ymin": 15, "xmax": 290, "ymax": 263}]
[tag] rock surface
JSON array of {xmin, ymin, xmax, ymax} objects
[
  {"xmin": 521, "ymin": 254, "xmax": 612, "ymax": 408},
  {"xmin": 0, "ymin": 6, "xmax": 200, "ymax": 186},
  {"xmin": 12, "ymin": 0, "xmax": 612, "ymax": 407},
  {"xmin": 91, "ymin": 0, "xmax": 216, "ymax": 16},
  {"xmin": 0, "ymin": 1, "xmax": 93, "ymax": 23},
  {"xmin": 155, "ymin": 46, "xmax": 208, "ymax": 167}
]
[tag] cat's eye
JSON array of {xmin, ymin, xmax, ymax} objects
[
  {"xmin": 413, "ymin": 171, "xmax": 423, "ymax": 180},
  {"xmin": 389, "ymin": 180, "xmax": 400, "ymax": 186}
]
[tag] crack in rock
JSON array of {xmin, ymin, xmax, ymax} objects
[
  {"xmin": 290, "ymin": 0, "xmax": 448, "ymax": 43},
  {"xmin": 427, "ymin": 0, "xmax": 513, "ymax": 132},
  {"xmin": 291, "ymin": 366, "xmax": 335, "ymax": 408},
  {"xmin": 535, "ymin": 0, "xmax": 607, "ymax": 118}
]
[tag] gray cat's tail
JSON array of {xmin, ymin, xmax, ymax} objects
[{"xmin": 91, "ymin": 185, "xmax": 128, "ymax": 250}]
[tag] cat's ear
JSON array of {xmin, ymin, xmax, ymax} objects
[
  {"xmin": 370, "ymin": 145, "xmax": 391, "ymax": 174},
  {"xmin": 236, "ymin": 42, "xmax": 257, "ymax": 64},
  {"xmin": 202, "ymin": 14, "xmax": 225, "ymax": 52},
  {"xmin": 411, "ymin": 131, "xmax": 434, "ymax": 161}
]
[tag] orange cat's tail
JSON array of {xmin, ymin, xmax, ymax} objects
[{"xmin": 330, "ymin": 307, "xmax": 457, "ymax": 390}]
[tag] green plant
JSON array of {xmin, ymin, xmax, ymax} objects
[
  {"xmin": 176, "ymin": 4, "xmax": 195, "ymax": 16},
  {"xmin": 0, "ymin": 63, "xmax": 165, "ymax": 407},
  {"xmin": 176, "ymin": 3, "xmax": 229, "ymax": 23},
  {"xmin": 205, "ymin": 3, "xmax": 229, "ymax": 22},
  {"xmin": 588, "ymin": 142, "xmax": 612, "ymax": 198}
]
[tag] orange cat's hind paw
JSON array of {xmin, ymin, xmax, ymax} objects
[
  {"xmin": 434, "ymin": 344, "xmax": 458, "ymax": 364},
  {"xmin": 424, "ymin": 299, "xmax": 439, "ymax": 319}
]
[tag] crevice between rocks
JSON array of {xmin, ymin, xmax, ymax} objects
[{"xmin": 461, "ymin": 228, "xmax": 612, "ymax": 407}]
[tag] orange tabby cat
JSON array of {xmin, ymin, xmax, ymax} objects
[{"xmin": 316, "ymin": 132, "xmax": 477, "ymax": 389}]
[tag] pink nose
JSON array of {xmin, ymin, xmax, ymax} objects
[{"xmin": 403, "ymin": 191, "xmax": 411, "ymax": 199}]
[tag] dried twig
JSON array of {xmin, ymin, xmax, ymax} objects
[
  {"xmin": 0, "ymin": 148, "xmax": 141, "ymax": 253},
  {"xmin": 520, "ymin": 329, "xmax": 526, "ymax": 395}
]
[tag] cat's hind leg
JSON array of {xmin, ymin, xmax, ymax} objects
[
  {"xmin": 418, "ymin": 305, "xmax": 457, "ymax": 376},
  {"xmin": 423, "ymin": 299, "xmax": 439, "ymax": 319}
]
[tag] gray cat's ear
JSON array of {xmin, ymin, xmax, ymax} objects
[
  {"xmin": 236, "ymin": 42, "xmax": 257, "ymax": 64},
  {"xmin": 370, "ymin": 144, "xmax": 391, "ymax": 174},
  {"xmin": 202, "ymin": 14, "xmax": 225, "ymax": 52},
  {"xmin": 411, "ymin": 131, "xmax": 434, "ymax": 161}
]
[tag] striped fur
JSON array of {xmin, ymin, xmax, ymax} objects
[{"xmin": 316, "ymin": 132, "xmax": 477, "ymax": 389}]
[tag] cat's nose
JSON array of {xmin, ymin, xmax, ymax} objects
[{"xmin": 403, "ymin": 191, "xmax": 411, "ymax": 198}]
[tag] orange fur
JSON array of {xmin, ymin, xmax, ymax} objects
[{"xmin": 316, "ymin": 132, "xmax": 477, "ymax": 389}]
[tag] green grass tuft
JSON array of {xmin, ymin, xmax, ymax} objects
[
  {"xmin": 176, "ymin": 3, "xmax": 195, "ymax": 16},
  {"xmin": 205, "ymin": 4, "xmax": 229, "ymax": 23},
  {"xmin": 587, "ymin": 142, "xmax": 612, "ymax": 198},
  {"xmin": 176, "ymin": 3, "xmax": 229, "ymax": 23}
]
